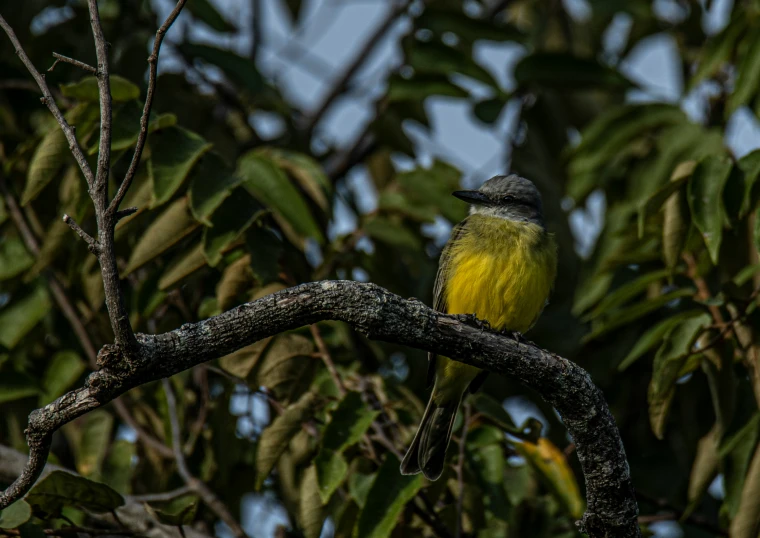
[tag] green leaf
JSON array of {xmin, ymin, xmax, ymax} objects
[
  {"xmin": 26, "ymin": 471, "xmax": 124, "ymax": 515},
  {"xmin": 253, "ymin": 334, "xmax": 315, "ymax": 397},
  {"xmin": 22, "ymin": 127, "xmax": 68, "ymax": 205},
  {"xmin": 727, "ymin": 32, "xmax": 760, "ymax": 117},
  {"xmin": 473, "ymin": 97, "xmax": 508, "ymax": 124},
  {"xmin": 637, "ymin": 161, "xmax": 694, "ymax": 238},
  {"xmin": 158, "ymin": 244, "xmax": 208, "ymax": 290},
  {"xmin": 363, "ymin": 216, "xmax": 420, "ymax": 250},
  {"xmin": 513, "ymin": 438, "xmax": 584, "ymax": 519},
  {"xmin": 377, "ymin": 191, "xmax": 437, "ymax": 223},
  {"xmin": 738, "ymin": 149, "xmax": 760, "ymax": 217},
  {"xmin": 256, "ymin": 392, "xmax": 320, "ymax": 489},
  {"xmin": 514, "ymin": 52, "xmax": 632, "ymax": 90},
  {"xmin": 26, "ymin": 219, "xmax": 70, "ymax": 281},
  {"xmin": 407, "ymin": 41, "xmax": 498, "ymax": 87},
  {"xmin": 246, "ymin": 224, "xmax": 283, "ymax": 285},
  {"xmin": 218, "ymin": 337, "xmax": 271, "ymax": 379},
  {"xmin": 182, "ymin": 43, "xmax": 264, "ymax": 94},
  {"xmin": 729, "ymin": 443, "xmax": 760, "ymax": 538},
  {"xmin": 618, "ymin": 310, "xmax": 705, "ymax": 371},
  {"xmin": 0, "ymin": 237, "xmax": 34, "ymax": 280},
  {"xmin": 124, "ymin": 197, "xmax": 201, "ymax": 274},
  {"xmin": 689, "ymin": 17, "xmax": 745, "ymax": 90},
  {"xmin": 61, "ymin": 75, "xmax": 139, "ymax": 102},
  {"xmin": 417, "ymin": 6, "xmax": 522, "ymax": 44},
  {"xmin": 149, "ymin": 494, "xmax": 200, "ymax": 526},
  {"xmin": 314, "ymin": 450, "xmax": 348, "ymax": 504},
  {"xmin": 102, "ymin": 440, "xmax": 136, "ymax": 495},
  {"xmin": 397, "ymin": 160, "xmax": 466, "ymax": 222},
  {"xmin": 348, "ymin": 471, "xmax": 375, "ymax": 509},
  {"xmin": 299, "ymin": 465, "xmax": 324, "ymax": 538},
  {"xmin": 387, "ymin": 74, "xmax": 469, "ymax": 102},
  {"xmin": 648, "ymin": 313, "xmax": 712, "ymax": 439},
  {"xmin": 467, "ymin": 439, "xmax": 510, "ymax": 521},
  {"xmin": 0, "ymin": 286, "xmax": 50, "ymax": 349},
  {"xmin": 0, "ymin": 501, "xmax": 32, "ymax": 529},
  {"xmin": 663, "ymin": 180, "xmax": 691, "ymax": 270},
  {"xmin": 150, "ymin": 127, "xmax": 212, "ymax": 207},
  {"xmin": 721, "ymin": 414, "xmax": 760, "ymax": 519},
  {"xmin": 258, "ymin": 148, "xmax": 332, "ymax": 212},
  {"xmin": 583, "ymin": 288, "xmax": 695, "ymax": 342},
  {"xmin": 202, "ymin": 187, "xmax": 266, "ymax": 266},
  {"xmin": 186, "ymin": 0, "xmax": 236, "ymax": 32},
  {"xmin": 238, "ymin": 152, "xmax": 324, "ymax": 245},
  {"xmin": 688, "ymin": 155, "xmax": 733, "ymax": 264},
  {"xmin": 686, "ymin": 425, "xmax": 721, "ymax": 516},
  {"xmin": 471, "ymin": 393, "xmax": 515, "ymax": 431},
  {"xmin": 0, "ymin": 373, "xmax": 38, "ymax": 404},
  {"xmin": 583, "ymin": 269, "xmax": 671, "ymax": 321},
  {"xmin": 76, "ymin": 411, "xmax": 113, "ymax": 478},
  {"xmin": 188, "ymin": 152, "xmax": 241, "ymax": 225},
  {"xmin": 40, "ymin": 351, "xmax": 86, "ymax": 405},
  {"xmin": 99, "ymin": 102, "xmax": 176, "ymax": 154},
  {"xmin": 356, "ymin": 455, "xmax": 423, "ymax": 538}
]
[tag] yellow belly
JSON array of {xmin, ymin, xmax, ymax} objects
[{"xmin": 434, "ymin": 215, "xmax": 557, "ymax": 399}]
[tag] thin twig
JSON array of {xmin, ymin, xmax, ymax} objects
[
  {"xmin": 301, "ymin": 0, "xmax": 412, "ymax": 137},
  {"xmin": 109, "ymin": 0, "xmax": 188, "ymax": 214},
  {"xmin": 0, "ymin": 15, "xmax": 95, "ymax": 186},
  {"xmin": 310, "ymin": 324, "xmax": 346, "ymax": 395},
  {"xmin": 162, "ymin": 380, "xmax": 249, "ymax": 538},
  {"xmin": 250, "ymin": 0, "xmax": 262, "ymax": 61},
  {"xmin": 49, "ymin": 52, "xmax": 97, "ymax": 74},
  {"xmin": 86, "ymin": 0, "xmax": 113, "ymax": 193},
  {"xmin": 62, "ymin": 214, "xmax": 100, "ymax": 254}
]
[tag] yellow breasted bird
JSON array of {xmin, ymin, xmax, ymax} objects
[{"xmin": 400, "ymin": 174, "xmax": 557, "ymax": 481}]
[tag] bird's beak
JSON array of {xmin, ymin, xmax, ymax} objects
[{"xmin": 452, "ymin": 190, "xmax": 491, "ymax": 206}]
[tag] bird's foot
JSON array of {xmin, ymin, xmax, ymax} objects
[
  {"xmin": 453, "ymin": 313, "xmax": 491, "ymax": 331},
  {"xmin": 501, "ymin": 328, "xmax": 527, "ymax": 344}
]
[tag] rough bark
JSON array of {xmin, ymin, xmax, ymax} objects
[{"xmin": 0, "ymin": 280, "xmax": 639, "ymax": 537}]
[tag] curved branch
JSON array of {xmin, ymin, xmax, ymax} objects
[{"xmin": 0, "ymin": 281, "xmax": 639, "ymax": 537}]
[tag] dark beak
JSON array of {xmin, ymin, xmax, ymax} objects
[{"xmin": 452, "ymin": 190, "xmax": 491, "ymax": 206}]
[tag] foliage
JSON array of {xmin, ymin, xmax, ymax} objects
[{"xmin": 2, "ymin": 0, "xmax": 760, "ymax": 537}]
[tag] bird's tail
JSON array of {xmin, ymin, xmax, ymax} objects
[{"xmin": 399, "ymin": 389, "xmax": 462, "ymax": 481}]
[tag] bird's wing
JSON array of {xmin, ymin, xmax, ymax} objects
[{"xmin": 426, "ymin": 218, "xmax": 469, "ymax": 388}]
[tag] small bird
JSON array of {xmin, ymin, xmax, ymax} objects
[{"xmin": 400, "ymin": 174, "xmax": 558, "ymax": 481}]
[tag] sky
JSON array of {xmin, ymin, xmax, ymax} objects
[{"xmin": 138, "ymin": 0, "xmax": 760, "ymax": 535}]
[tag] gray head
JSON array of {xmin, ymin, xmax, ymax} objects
[{"xmin": 452, "ymin": 174, "xmax": 545, "ymax": 227}]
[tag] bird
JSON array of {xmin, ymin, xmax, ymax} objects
[{"xmin": 399, "ymin": 174, "xmax": 558, "ymax": 481}]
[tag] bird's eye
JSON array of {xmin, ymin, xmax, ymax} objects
[{"xmin": 502, "ymin": 195, "xmax": 514, "ymax": 203}]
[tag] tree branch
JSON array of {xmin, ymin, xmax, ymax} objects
[
  {"xmin": 301, "ymin": 0, "xmax": 412, "ymax": 138},
  {"xmin": 0, "ymin": 281, "xmax": 640, "ymax": 538},
  {"xmin": 86, "ymin": 0, "xmax": 112, "ymax": 194},
  {"xmin": 162, "ymin": 380, "xmax": 248, "ymax": 538},
  {"xmin": 0, "ymin": 15, "xmax": 95, "ymax": 186},
  {"xmin": 109, "ymin": 0, "xmax": 187, "ymax": 215},
  {"xmin": 49, "ymin": 52, "xmax": 97, "ymax": 74}
]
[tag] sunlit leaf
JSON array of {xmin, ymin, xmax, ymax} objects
[
  {"xmin": 158, "ymin": 244, "xmax": 208, "ymax": 290},
  {"xmin": 22, "ymin": 127, "xmax": 68, "ymax": 206},
  {"xmin": 257, "ymin": 148, "xmax": 332, "ymax": 212},
  {"xmin": 299, "ymin": 465, "xmax": 324, "ymax": 538},
  {"xmin": 583, "ymin": 269, "xmax": 670, "ymax": 321},
  {"xmin": 514, "ymin": 438, "xmax": 584, "ymax": 519},
  {"xmin": 217, "ymin": 254, "xmax": 254, "ymax": 311},
  {"xmin": 618, "ymin": 310, "xmax": 705, "ymax": 371},
  {"xmin": 218, "ymin": 337, "xmax": 272, "ymax": 379},
  {"xmin": 314, "ymin": 449, "xmax": 348, "ymax": 504},
  {"xmin": 149, "ymin": 494, "xmax": 200, "ymax": 526}
]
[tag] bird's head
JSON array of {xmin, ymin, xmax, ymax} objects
[{"xmin": 452, "ymin": 174, "xmax": 545, "ymax": 227}]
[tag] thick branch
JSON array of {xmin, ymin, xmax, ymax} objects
[
  {"xmin": 0, "ymin": 15, "xmax": 95, "ymax": 186},
  {"xmin": 109, "ymin": 0, "xmax": 187, "ymax": 215},
  {"xmin": 0, "ymin": 281, "xmax": 639, "ymax": 537}
]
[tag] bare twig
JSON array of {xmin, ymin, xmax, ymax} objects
[
  {"xmin": 49, "ymin": 52, "xmax": 97, "ymax": 74},
  {"xmin": 62, "ymin": 214, "xmax": 100, "ymax": 254},
  {"xmin": 86, "ymin": 0, "xmax": 113, "ymax": 193},
  {"xmin": 0, "ymin": 15, "xmax": 95, "ymax": 186},
  {"xmin": 302, "ymin": 0, "xmax": 412, "ymax": 137},
  {"xmin": 130, "ymin": 486, "xmax": 193, "ymax": 503},
  {"xmin": 109, "ymin": 0, "xmax": 188, "ymax": 214},
  {"xmin": 162, "ymin": 380, "xmax": 248, "ymax": 538},
  {"xmin": 115, "ymin": 207, "xmax": 138, "ymax": 221},
  {"xmin": 250, "ymin": 0, "xmax": 262, "ymax": 61},
  {"xmin": 310, "ymin": 324, "xmax": 347, "ymax": 395}
]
